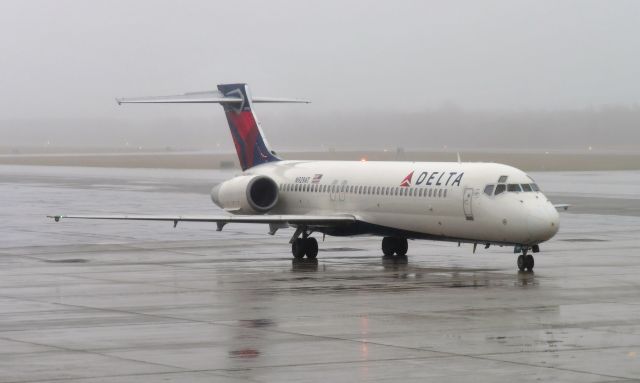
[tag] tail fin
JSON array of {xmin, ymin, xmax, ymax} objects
[
  {"xmin": 217, "ymin": 84, "xmax": 279, "ymax": 170},
  {"xmin": 116, "ymin": 83, "xmax": 308, "ymax": 171}
]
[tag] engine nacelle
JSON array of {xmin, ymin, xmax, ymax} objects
[{"xmin": 211, "ymin": 175, "xmax": 279, "ymax": 214}]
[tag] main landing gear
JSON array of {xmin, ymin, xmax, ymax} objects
[
  {"xmin": 382, "ymin": 237, "xmax": 408, "ymax": 257},
  {"xmin": 291, "ymin": 237, "xmax": 318, "ymax": 259},
  {"xmin": 289, "ymin": 227, "xmax": 319, "ymax": 259}
]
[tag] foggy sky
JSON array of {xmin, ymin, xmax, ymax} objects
[{"xmin": 1, "ymin": 0, "xmax": 639, "ymax": 150}]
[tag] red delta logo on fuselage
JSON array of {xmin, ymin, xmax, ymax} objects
[
  {"xmin": 400, "ymin": 171, "xmax": 414, "ymax": 187},
  {"xmin": 400, "ymin": 171, "xmax": 464, "ymax": 187}
]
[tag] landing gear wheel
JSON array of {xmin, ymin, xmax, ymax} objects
[
  {"xmin": 292, "ymin": 238, "xmax": 306, "ymax": 259},
  {"xmin": 525, "ymin": 255, "xmax": 534, "ymax": 271},
  {"xmin": 517, "ymin": 254, "xmax": 526, "ymax": 271},
  {"xmin": 382, "ymin": 237, "xmax": 395, "ymax": 257},
  {"xmin": 305, "ymin": 237, "xmax": 318, "ymax": 259},
  {"xmin": 395, "ymin": 238, "xmax": 408, "ymax": 257}
]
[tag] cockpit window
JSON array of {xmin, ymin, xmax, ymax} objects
[
  {"xmin": 494, "ymin": 184, "xmax": 506, "ymax": 195},
  {"xmin": 484, "ymin": 185, "xmax": 495, "ymax": 195},
  {"xmin": 498, "ymin": 175, "xmax": 508, "ymax": 183},
  {"xmin": 531, "ymin": 183, "xmax": 540, "ymax": 192},
  {"xmin": 507, "ymin": 184, "xmax": 522, "ymax": 192},
  {"xmin": 521, "ymin": 184, "xmax": 532, "ymax": 192}
]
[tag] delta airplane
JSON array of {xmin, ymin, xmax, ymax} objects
[{"xmin": 50, "ymin": 83, "xmax": 568, "ymax": 272}]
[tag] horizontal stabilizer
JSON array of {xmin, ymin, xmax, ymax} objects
[{"xmin": 116, "ymin": 90, "xmax": 310, "ymax": 105}]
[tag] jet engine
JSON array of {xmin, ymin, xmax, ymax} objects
[{"xmin": 211, "ymin": 175, "xmax": 279, "ymax": 214}]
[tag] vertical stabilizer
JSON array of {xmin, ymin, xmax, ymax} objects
[{"xmin": 217, "ymin": 84, "xmax": 280, "ymax": 170}]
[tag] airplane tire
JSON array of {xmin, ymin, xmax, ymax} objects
[
  {"xmin": 525, "ymin": 255, "xmax": 534, "ymax": 271},
  {"xmin": 395, "ymin": 238, "xmax": 408, "ymax": 257},
  {"xmin": 382, "ymin": 237, "xmax": 395, "ymax": 256},
  {"xmin": 292, "ymin": 238, "xmax": 306, "ymax": 259},
  {"xmin": 306, "ymin": 238, "xmax": 318, "ymax": 259},
  {"xmin": 517, "ymin": 254, "xmax": 526, "ymax": 271}
]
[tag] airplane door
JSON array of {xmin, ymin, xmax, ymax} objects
[{"xmin": 463, "ymin": 187, "xmax": 474, "ymax": 221}]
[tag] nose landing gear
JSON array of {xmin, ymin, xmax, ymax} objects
[{"xmin": 517, "ymin": 249, "xmax": 535, "ymax": 272}]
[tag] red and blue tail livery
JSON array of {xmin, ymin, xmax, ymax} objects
[{"xmin": 218, "ymin": 84, "xmax": 280, "ymax": 171}]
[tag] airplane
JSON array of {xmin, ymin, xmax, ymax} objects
[{"xmin": 49, "ymin": 83, "xmax": 568, "ymax": 272}]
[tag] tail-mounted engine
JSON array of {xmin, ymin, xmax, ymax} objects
[{"xmin": 211, "ymin": 175, "xmax": 279, "ymax": 214}]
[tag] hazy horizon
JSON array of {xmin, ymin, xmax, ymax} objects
[{"xmin": 1, "ymin": 0, "xmax": 639, "ymax": 152}]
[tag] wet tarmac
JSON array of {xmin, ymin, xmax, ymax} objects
[{"xmin": 1, "ymin": 165, "xmax": 640, "ymax": 382}]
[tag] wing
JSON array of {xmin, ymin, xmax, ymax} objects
[
  {"xmin": 553, "ymin": 204, "xmax": 571, "ymax": 211},
  {"xmin": 48, "ymin": 214, "xmax": 355, "ymax": 227}
]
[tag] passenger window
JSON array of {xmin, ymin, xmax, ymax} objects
[
  {"xmin": 521, "ymin": 184, "xmax": 532, "ymax": 192},
  {"xmin": 444, "ymin": 189, "xmax": 447, "ymax": 198},
  {"xmin": 376, "ymin": 186, "xmax": 380, "ymax": 195},
  {"xmin": 498, "ymin": 175, "xmax": 508, "ymax": 183},
  {"xmin": 494, "ymin": 184, "xmax": 506, "ymax": 195},
  {"xmin": 428, "ymin": 189, "xmax": 432, "ymax": 197},
  {"xmin": 438, "ymin": 189, "xmax": 442, "ymax": 197},
  {"xmin": 507, "ymin": 184, "xmax": 522, "ymax": 192},
  {"xmin": 531, "ymin": 183, "xmax": 540, "ymax": 192},
  {"xmin": 419, "ymin": 189, "xmax": 423, "ymax": 197}
]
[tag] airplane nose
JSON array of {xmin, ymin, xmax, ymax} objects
[{"xmin": 526, "ymin": 203, "xmax": 559, "ymax": 243}]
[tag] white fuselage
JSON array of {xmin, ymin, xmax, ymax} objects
[{"xmin": 214, "ymin": 160, "xmax": 560, "ymax": 246}]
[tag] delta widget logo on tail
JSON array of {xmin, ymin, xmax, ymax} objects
[{"xmin": 400, "ymin": 170, "xmax": 464, "ymax": 187}]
